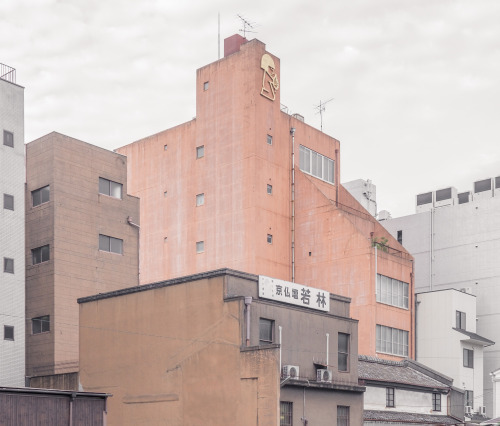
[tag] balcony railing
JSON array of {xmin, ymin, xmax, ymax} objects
[{"xmin": 0, "ymin": 63, "xmax": 16, "ymax": 84}]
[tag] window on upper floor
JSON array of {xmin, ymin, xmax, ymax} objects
[
  {"xmin": 259, "ymin": 318, "xmax": 274, "ymax": 344},
  {"xmin": 397, "ymin": 230, "xmax": 402, "ymax": 245},
  {"xmin": 196, "ymin": 241, "xmax": 204, "ymax": 253},
  {"xmin": 203, "ymin": 81, "xmax": 209, "ymax": 91},
  {"xmin": 386, "ymin": 387, "xmax": 395, "ymax": 407},
  {"xmin": 267, "ymin": 234, "xmax": 273, "ymax": 244},
  {"xmin": 32, "ymin": 185, "xmax": 50, "ymax": 207},
  {"xmin": 376, "ymin": 274, "xmax": 409, "ymax": 309},
  {"xmin": 417, "ymin": 192, "xmax": 432, "ymax": 206},
  {"xmin": 280, "ymin": 401, "xmax": 292, "ymax": 426},
  {"xmin": 99, "ymin": 235, "xmax": 123, "ymax": 255},
  {"xmin": 456, "ymin": 311, "xmax": 466, "ymax": 330},
  {"xmin": 338, "ymin": 333, "xmax": 349, "ymax": 372},
  {"xmin": 4, "ymin": 325, "xmax": 14, "ymax": 341},
  {"xmin": 376, "ymin": 324, "xmax": 409, "ymax": 357},
  {"xmin": 299, "ymin": 145, "xmax": 334, "ymax": 184},
  {"xmin": 196, "ymin": 193, "xmax": 205, "ymax": 206},
  {"xmin": 32, "ymin": 245, "xmax": 50, "ymax": 265},
  {"xmin": 32, "ymin": 315, "xmax": 50, "ymax": 334},
  {"xmin": 267, "ymin": 134, "xmax": 273, "ymax": 145},
  {"xmin": 465, "ymin": 390, "xmax": 474, "ymax": 408},
  {"xmin": 337, "ymin": 406, "xmax": 350, "ymax": 426},
  {"xmin": 432, "ymin": 393, "xmax": 441, "ymax": 411},
  {"xmin": 99, "ymin": 177, "xmax": 122, "ymax": 199},
  {"xmin": 3, "ymin": 194, "xmax": 14, "ymax": 210},
  {"xmin": 3, "ymin": 257, "xmax": 14, "ymax": 274},
  {"xmin": 463, "ymin": 348, "xmax": 474, "ymax": 368},
  {"xmin": 196, "ymin": 145, "xmax": 205, "ymax": 159},
  {"xmin": 3, "ymin": 130, "xmax": 13, "ymax": 148},
  {"xmin": 267, "ymin": 184, "xmax": 272, "ymax": 195}
]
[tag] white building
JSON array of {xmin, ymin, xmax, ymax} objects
[
  {"xmin": 0, "ymin": 63, "xmax": 25, "ymax": 386},
  {"xmin": 342, "ymin": 179, "xmax": 378, "ymax": 217},
  {"xmin": 382, "ymin": 178, "xmax": 500, "ymax": 417}
]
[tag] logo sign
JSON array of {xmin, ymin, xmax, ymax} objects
[
  {"xmin": 260, "ymin": 54, "xmax": 279, "ymax": 101},
  {"xmin": 259, "ymin": 275, "xmax": 330, "ymax": 312}
]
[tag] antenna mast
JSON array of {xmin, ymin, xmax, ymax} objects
[
  {"xmin": 237, "ymin": 14, "xmax": 257, "ymax": 38},
  {"xmin": 314, "ymin": 98, "xmax": 334, "ymax": 132}
]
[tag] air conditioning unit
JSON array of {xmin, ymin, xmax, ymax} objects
[
  {"xmin": 316, "ymin": 369, "xmax": 333, "ymax": 383},
  {"xmin": 465, "ymin": 406, "xmax": 473, "ymax": 415},
  {"xmin": 479, "ymin": 406, "xmax": 486, "ymax": 415},
  {"xmin": 282, "ymin": 365, "xmax": 299, "ymax": 379}
]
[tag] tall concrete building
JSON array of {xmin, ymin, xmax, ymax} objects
[
  {"xmin": 25, "ymin": 132, "xmax": 140, "ymax": 389},
  {"xmin": 117, "ymin": 35, "xmax": 414, "ymax": 360},
  {"xmin": 382, "ymin": 178, "xmax": 500, "ymax": 416},
  {"xmin": 0, "ymin": 63, "xmax": 25, "ymax": 386}
]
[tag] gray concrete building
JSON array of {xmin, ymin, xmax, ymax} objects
[{"xmin": 0, "ymin": 63, "xmax": 25, "ymax": 386}]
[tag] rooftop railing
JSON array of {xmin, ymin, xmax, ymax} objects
[{"xmin": 0, "ymin": 63, "xmax": 16, "ymax": 84}]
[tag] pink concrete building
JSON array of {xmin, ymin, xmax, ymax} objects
[{"xmin": 117, "ymin": 35, "xmax": 414, "ymax": 360}]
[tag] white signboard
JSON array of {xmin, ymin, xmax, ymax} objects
[{"xmin": 259, "ymin": 275, "xmax": 330, "ymax": 312}]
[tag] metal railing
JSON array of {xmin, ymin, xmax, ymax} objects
[{"xmin": 0, "ymin": 63, "xmax": 16, "ymax": 84}]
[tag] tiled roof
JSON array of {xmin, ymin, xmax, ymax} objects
[
  {"xmin": 358, "ymin": 356, "xmax": 449, "ymax": 389},
  {"xmin": 364, "ymin": 409, "xmax": 461, "ymax": 424},
  {"xmin": 453, "ymin": 327, "xmax": 495, "ymax": 346}
]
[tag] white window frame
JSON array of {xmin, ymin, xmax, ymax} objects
[
  {"xmin": 376, "ymin": 324, "xmax": 409, "ymax": 357},
  {"xmin": 376, "ymin": 274, "xmax": 409, "ymax": 309},
  {"xmin": 299, "ymin": 145, "xmax": 334, "ymax": 184},
  {"xmin": 99, "ymin": 234, "xmax": 123, "ymax": 255},
  {"xmin": 99, "ymin": 177, "xmax": 123, "ymax": 199}
]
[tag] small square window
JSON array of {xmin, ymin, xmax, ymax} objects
[
  {"xmin": 32, "ymin": 315, "xmax": 50, "ymax": 334},
  {"xmin": 32, "ymin": 245, "xmax": 50, "ymax": 265},
  {"xmin": 267, "ymin": 134, "xmax": 273, "ymax": 145},
  {"xmin": 196, "ymin": 193, "xmax": 205, "ymax": 206},
  {"xmin": 196, "ymin": 241, "xmax": 205, "ymax": 253},
  {"xmin": 3, "ymin": 130, "xmax": 13, "ymax": 148},
  {"xmin": 164, "ymin": 191, "xmax": 168, "ymax": 197},
  {"xmin": 99, "ymin": 177, "xmax": 122, "ymax": 199},
  {"xmin": 3, "ymin": 258, "xmax": 14, "ymax": 274},
  {"xmin": 164, "ymin": 144, "xmax": 168, "ymax": 151},
  {"xmin": 267, "ymin": 234, "xmax": 273, "ymax": 244},
  {"xmin": 3, "ymin": 194, "xmax": 14, "ymax": 210},
  {"xmin": 196, "ymin": 145, "xmax": 205, "ymax": 159},
  {"xmin": 259, "ymin": 318, "xmax": 274, "ymax": 343},
  {"xmin": 4, "ymin": 325, "xmax": 14, "ymax": 341},
  {"xmin": 99, "ymin": 234, "xmax": 123, "ymax": 255},
  {"xmin": 32, "ymin": 185, "xmax": 50, "ymax": 207},
  {"xmin": 267, "ymin": 184, "xmax": 272, "ymax": 195},
  {"xmin": 203, "ymin": 81, "xmax": 209, "ymax": 91}
]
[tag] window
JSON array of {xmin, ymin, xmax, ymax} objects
[
  {"xmin": 32, "ymin": 245, "xmax": 50, "ymax": 265},
  {"xmin": 280, "ymin": 401, "xmax": 292, "ymax": 426},
  {"xmin": 3, "ymin": 130, "xmax": 13, "ymax": 147},
  {"xmin": 456, "ymin": 311, "xmax": 466, "ymax": 330},
  {"xmin": 259, "ymin": 318, "xmax": 274, "ymax": 343},
  {"xmin": 4, "ymin": 326, "xmax": 14, "ymax": 341},
  {"xmin": 376, "ymin": 325, "xmax": 409, "ymax": 357},
  {"xmin": 465, "ymin": 390, "xmax": 474, "ymax": 408},
  {"xmin": 203, "ymin": 81, "xmax": 209, "ymax": 91},
  {"xmin": 164, "ymin": 191, "xmax": 168, "ymax": 197},
  {"xmin": 299, "ymin": 145, "xmax": 334, "ymax": 184},
  {"xmin": 3, "ymin": 194, "xmax": 14, "ymax": 210},
  {"xmin": 267, "ymin": 184, "xmax": 272, "ymax": 195},
  {"xmin": 386, "ymin": 387, "xmax": 395, "ymax": 407},
  {"xmin": 267, "ymin": 134, "xmax": 273, "ymax": 145},
  {"xmin": 164, "ymin": 144, "xmax": 168, "ymax": 151},
  {"xmin": 463, "ymin": 348, "xmax": 473, "ymax": 368},
  {"xmin": 32, "ymin": 185, "xmax": 50, "ymax": 207},
  {"xmin": 397, "ymin": 230, "xmax": 402, "ymax": 245},
  {"xmin": 417, "ymin": 192, "xmax": 432, "ymax": 206},
  {"xmin": 376, "ymin": 274, "xmax": 409, "ymax": 309},
  {"xmin": 196, "ymin": 241, "xmax": 204, "ymax": 253},
  {"xmin": 32, "ymin": 315, "xmax": 50, "ymax": 334},
  {"xmin": 337, "ymin": 406, "xmax": 350, "ymax": 426},
  {"xmin": 436, "ymin": 187, "xmax": 452, "ymax": 202},
  {"xmin": 99, "ymin": 235, "xmax": 123, "ymax": 254},
  {"xmin": 432, "ymin": 393, "xmax": 441, "ymax": 411},
  {"xmin": 496, "ymin": 176, "xmax": 500, "ymax": 189},
  {"xmin": 458, "ymin": 192, "xmax": 470, "ymax": 204},
  {"xmin": 474, "ymin": 179, "xmax": 491, "ymax": 194},
  {"xmin": 196, "ymin": 193, "xmax": 205, "ymax": 206},
  {"xmin": 3, "ymin": 258, "xmax": 14, "ymax": 274},
  {"xmin": 267, "ymin": 234, "xmax": 273, "ymax": 244},
  {"xmin": 99, "ymin": 177, "xmax": 122, "ymax": 199},
  {"xmin": 196, "ymin": 145, "xmax": 205, "ymax": 159},
  {"xmin": 338, "ymin": 333, "xmax": 349, "ymax": 372}
]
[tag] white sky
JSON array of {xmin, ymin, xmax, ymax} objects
[{"xmin": 2, "ymin": 0, "xmax": 499, "ymax": 217}]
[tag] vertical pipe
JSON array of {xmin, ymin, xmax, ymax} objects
[
  {"xmin": 244, "ymin": 297, "xmax": 252, "ymax": 346},
  {"xmin": 326, "ymin": 333, "xmax": 329, "ymax": 367},
  {"xmin": 291, "ymin": 127, "xmax": 296, "ymax": 282},
  {"xmin": 430, "ymin": 208, "xmax": 433, "ymax": 291},
  {"xmin": 279, "ymin": 326, "xmax": 283, "ymax": 375}
]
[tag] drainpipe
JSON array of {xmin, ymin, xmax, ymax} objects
[
  {"xmin": 279, "ymin": 326, "xmax": 283, "ymax": 376},
  {"xmin": 290, "ymin": 127, "xmax": 296, "ymax": 282},
  {"xmin": 69, "ymin": 392, "xmax": 76, "ymax": 426},
  {"xmin": 326, "ymin": 333, "xmax": 329, "ymax": 367},
  {"xmin": 335, "ymin": 149, "xmax": 339, "ymax": 207},
  {"xmin": 127, "ymin": 216, "xmax": 140, "ymax": 285},
  {"xmin": 429, "ymin": 208, "xmax": 433, "ymax": 291},
  {"xmin": 244, "ymin": 297, "xmax": 252, "ymax": 346}
]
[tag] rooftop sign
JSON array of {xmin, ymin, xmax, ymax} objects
[{"xmin": 259, "ymin": 275, "xmax": 330, "ymax": 312}]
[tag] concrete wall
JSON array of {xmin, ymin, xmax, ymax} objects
[{"xmin": 0, "ymin": 76, "xmax": 25, "ymax": 386}]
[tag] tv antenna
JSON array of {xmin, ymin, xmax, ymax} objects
[
  {"xmin": 237, "ymin": 14, "xmax": 257, "ymax": 38},
  {"xmin": 314, "ymin": 98, "xmax": 334, "ymax": 132}
]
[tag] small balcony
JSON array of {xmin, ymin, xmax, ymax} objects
[{"xmin": 0, "ymin": 63, "xmax": 16, "ymax": 84}]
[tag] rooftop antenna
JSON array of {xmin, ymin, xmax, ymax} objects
[
  {"xmin": 237, "ymin": 14, "xmax": 257, "ymax": 38},
  {"xmin": 314, "ymin": 98, "xmax": 334, "ymax": 132}
]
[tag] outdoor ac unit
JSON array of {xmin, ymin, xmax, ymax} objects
[
  {"xmin": 316, "ymin": 369, "xmax": 333, "ymax": 383},
  {"xmin": 479, "ymin": 406, "xmax": 486, "ymax": 415},
  {"xmin": 282, "ymin": 365, "xmax": 299, "ymax": 379},
  {"xmin": 465, "ymin": 406, "xmax": 473, "ymax": 415}
]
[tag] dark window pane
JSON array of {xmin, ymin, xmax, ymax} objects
[
  {"xmin": 259, "ymin": 318, "xmax": 273, "ymax": 343},
  {"xmin": 474, "ymin": 179, "xmax": 491, "ymax": 193},
  {"xmin": 3, "ymin": 257, "xmax": 14, "ymax": 274},
  {"xmin": 3, "ymin": 194, "xmax": 14, "ymax": 210},
  {"xmin": 458, "ymin": 192, "xmax": 470, "ymax": 204},
  {"xmin": 99, "ymin": 235, "xmax": 110, "ymax": 251},
  {"xmin": 4, "ymin": 326, "xmax": 14, "ymax": 340},
  {"xmin": 99, "ymin": 177, "xmax": 110, "ymax": 195},
  {"xmin": 32, "ymin": 315, "xmax": 50, "ymax": 334},
  {"xmin": 3, "ymin": 130, "xmax": 14, "ymax": 147},
  {"xmin": 436, "ymin": 187, "xmax": 452, "ymax": 202},
  {"xmin": 280, "ymin": 401, "xmax": 292, "ymax": 426},
  {"xmin": 110, "ymin": 237, "xmax": 123, "ymax": 254},
  {"xmin": 417, "ymin": 192, "xmax": 432, "ymax": 205},
  {"xmin": 32, "ymin": 185, "xmax": 50, "ymax": 207}
]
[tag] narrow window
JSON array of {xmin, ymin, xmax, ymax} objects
[
  {"xmin": 267, "ymin": 184, "xmax": 272, "ymax": 195},
  {"xmin": 463, "ymin": 348, "xmax": 473, "ymax": 368},
  {"xmin": 4, "ymin": 325, "xmax": 14, "ymax": 341},
  {"xmin": 267, "ymin": 134, "xmax": 273, "ymax": 145},
  {"xmin": 196, "ymin": 241, "xmax": 204, "ymax": 253},
  {"xmin": 338, "ymin": 333, "xmax": 349, "ymax": 372},
  {"xmin": 3, "ymin": 194, "xmax": 14, "ymax": 210},
  {"xmin": 432, "ymin": 393, "xmax": 441, "ymax": 411},
  {"xmin": 196, "ymin": 193, "xmax": 205, "ymax": 206},
  {"xmin": 465, "ymin": 390, "xmax": 474, "ymax": 408},
  {"xmin": 267, "ymin": 234, "xmax": 273, "ymax": 244},
  {"xmin": 196, "ymin": 145, "xmax": 205, "ymax": 159},
  {"xmin": 164, "ymin": 144, "xmax": 168, "ymax": 150},
  {"xmin": 3, "ymin": 258, "xmax": 14, "ymax": 274},
  {"xmin": 32, "ymin": 245, "xmax": 50, "ymax": 265},
  {"xmin": 32, "ymin": 316, "xmax": 50, "ymax": 334},
  {"xmin": 32, "ymin": 185, "xmax": 50, "ymax": 207},
  {"xmin": 99, "ymin": 234, "xmax": 123, "ymax": 255},
  {"xmin": 337, "ymin": 406, "xmax": 350, "ymax": 426},
  {"xmin": 3, "ymin": 130, "xmax": 13, "ymax": 147},
  {"xmin": 386, "ymin": 387, "xmax": 395, "ymax": 407},
  {"xmin": 203, "ymin": 81, "xmax": 209, "ymax": 91},
  {"xmin": 99, "ymin": 177, "xmax": 122, "ymax": 199},
  {"xmin": 280, "ymin": 401, "xmax": 293, "ymax": 426},
  {"xmin": 259, "ymin": 318, "xmax": 274, "ymax": 343},
  {"xmin": 164, "ymin": 191, "xmax": 168, "ymax": 197},
  {"xmin": 456, "ymin": 311, "xmax": 466, "ymax": 330},
  {"xmin": 397, "ymin": 230, "xmax": 402, "ymax": 245}
]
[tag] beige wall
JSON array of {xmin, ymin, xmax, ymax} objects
[{"xmin": 26, "ymin": 132, "xmax": 139, "ymax": 380}]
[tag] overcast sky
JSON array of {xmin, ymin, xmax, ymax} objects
[{"xmin": 2, "ymin": 0, "xmax": 499, "ymax": 217}]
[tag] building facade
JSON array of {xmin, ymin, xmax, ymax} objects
[
  {"xmin": 25, "ymin": 132, "xmax": 140, "ymax": 389},
  {"xmin": 382, "ymin": 178, "xmax": 500, "ymax": 415},
  {"xmin": 79, "ymin": 269, "xmax": 365, "ymax": 425},
  {"xmin": 116, "ymin": 35, "xmax": 414, "ymax": 360},
  {"xmin": 0, "ymin": 63, "xmax": 25, "ymax": 386}
]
